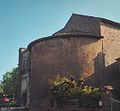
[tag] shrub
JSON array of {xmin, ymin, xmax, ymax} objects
[
  {"xmin": 49, "ymin": 75, "xmax": 80, "ymax": 107},
  {"xmin": 49, "ymin": 75, "xmax": 102, "ymax": 108}
]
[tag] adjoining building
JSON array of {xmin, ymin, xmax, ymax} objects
[
  {"xmin": 18, "ymin": 14, "xmax": 120, "ymax": 110},
  {"xmin": 18, "ymin": 48, "xmax": 30, "ymax": 107}
]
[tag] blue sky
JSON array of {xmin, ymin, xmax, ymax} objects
[{"xmin": 0, "ymin": 0, "xmax": 120, "ymax": 80}]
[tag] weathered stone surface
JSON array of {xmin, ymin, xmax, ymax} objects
[
  {"xmin": 100, "ymin": 23, "xmax": 120, "ymax": 85},
  {"xmin": 18, "ymin": 14, "xmax": 120, "ymax": 111},
  {"xmin": 30, "ymin": 37, "xmax": 102, "ymax": 106}
]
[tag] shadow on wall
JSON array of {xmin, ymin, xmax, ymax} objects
[
  {"xmin": 85, "ymin": 52, "xmax": 105, "ymax": 86},
  {"xmin": 30, "ymin": 52, "xmax": 120, "ymax": 110},
  {"xmin": 85, "ymin": 52, "xmax": 120, "ymax": 99}
]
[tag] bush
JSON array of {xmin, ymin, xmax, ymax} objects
[
  {"xmin": 49, "ymin": 75, "xmax": 102, "ymax": 108},
  {"xmin": 5, "ymin": 101, "xmax": 17, "ymax": 107}
]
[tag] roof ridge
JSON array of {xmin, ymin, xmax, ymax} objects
[{"xmin": 72, "ymin": 13, "xmax": 120, "ymax": 27}]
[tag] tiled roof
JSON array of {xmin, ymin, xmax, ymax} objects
[
  {"xmin": 27, "ymin": 14, "xmax": 119, "ymax": 50},
  {"xmin": 116, "ymin": 58, "xmax": 120, "ymax": 61},
  {"xmin": 27, "ymin": 32, "xmax": 103, "ymax": 50},
  {"xmin": 53, "ymin": 31, "xmax": 103, "ymax": 38},
  {"xmin": 73, "ymin": 13, "xmax": 120, "ymax": 27}
]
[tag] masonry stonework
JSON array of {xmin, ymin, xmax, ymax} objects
[
  {"xmin": 30, "ymin": 37, "xmax": 102, "ymax": 107},
  {"xmin": 18, "ymin": 14, "xmax": 120, "ymax": 111},
  {"xmin": 100, "ymin": 23, "xmax": 120, "ymax": 85}
]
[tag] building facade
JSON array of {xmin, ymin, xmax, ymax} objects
[
  {"xmin": 18, "ymin": 48, "xmax": 30, "ymax": 107},
  {"xmin": 18, "ymin": 14, "xmax": 120, "ymax": 110}
]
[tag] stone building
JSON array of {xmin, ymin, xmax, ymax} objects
[
  {"xmin": 18, "ymin": 48, "xmax": 30, "ymax": 107},
  {"xmin": 18, "ymin": 14, "xmax": 120, "ymax": 110}
]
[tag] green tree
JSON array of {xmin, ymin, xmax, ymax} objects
[
  {"xmin": 1, "ymin": 68, "xmax": 18, "ymax": 98},
  {"xmin": 0, "ymin": 83, "xmax": 3, "ymax": 98}
]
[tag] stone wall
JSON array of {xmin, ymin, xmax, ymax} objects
[
  {"xmin": 100, "ymin": 22, "xmax": 120, "ymax": 85},
  {"xmin": 29, "ymin": 36, "xmax": 102, "ymax": 108},
  {"xmin": 55, "ymin": 108, "xmax": 101, "ymax": 111},
  {"xmin": 19, "ymin": 48, "xmax": 30, "ymax": 107},
  {"xmin": 101, "ymin": 22, "xmax": 120, "ymax": 67},
  {"xmin": 18, "ymin": 14, "xmax": 120, "ymax": 111}
]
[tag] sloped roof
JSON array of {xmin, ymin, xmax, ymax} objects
[
  {"xmin": 54, "ymin": 14, "xmax": 120, "ymax": 36},
  {"xmin": 27, "ymin": 33, "xmax": 103, "ymax": 50},
  {"xmin": 116, "ymin": 58, "xmax": 120, "ymax": 61},
  {"xmin": 74, "ymin": 13, "xmax": 120, "ymax": 26},
  {"xmin": 27, "ymin": 14, "xmax": 119, "ymax": 50},
  {"xmin": 53, "ymin": 14, "xmax": 101, "ymax": 36}
]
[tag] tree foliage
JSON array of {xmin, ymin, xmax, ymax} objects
[
  {"xmin": 49, "ymin": 75, "xmax": 101, "ymax": 108},
  {"xmin": 1, "ymin": 68, "xmax": 18, "ymax": 97}
]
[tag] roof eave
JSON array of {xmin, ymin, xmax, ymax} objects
[{"xmin": 27, "ymin": 33, "xmax": 103, "ymax": 51}]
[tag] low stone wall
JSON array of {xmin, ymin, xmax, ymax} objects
[
  {"xmin": 53, "ymin": 99, "xmax": 102, "ymax": 111},
  {"xmin": 30, "ymin": 107, "xmax": 102, "ymax": 111},
  {"xmin": 0, "ymin": 107, "xmax": 26, "ymax": 111},
  {"xmin": 54, "ymin": 108, "xmax": 102, "ymax": 111}
]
